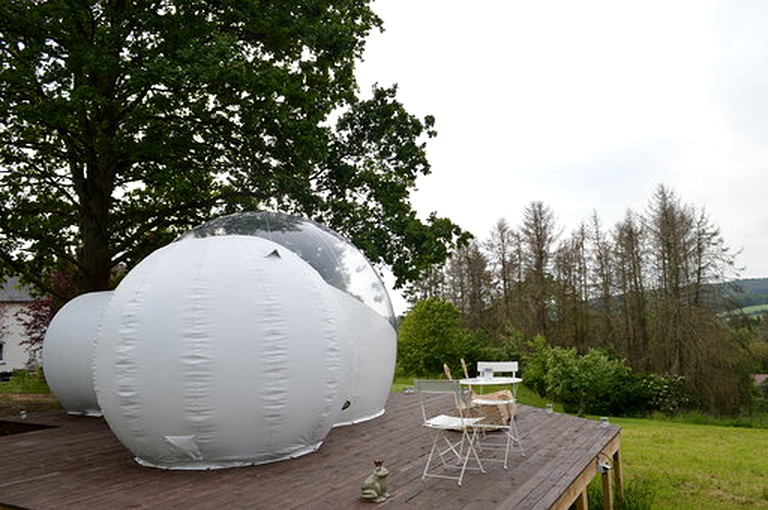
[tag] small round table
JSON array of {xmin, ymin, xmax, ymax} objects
[{"xmin": 459, "ymin": 376, "xmax": 522, "ymax": 401}]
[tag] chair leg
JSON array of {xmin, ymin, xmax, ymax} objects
[
  {"xmin": 422, "ymin": 434, "xmax": 440, "ymax": 480},
  {"xmin": 457, "ymin": 429, "xmax": 484, "ymax": 485},
  {"xmin": 422, "ymin": 431, "xmax": 465, "ymax": 481},
  {"xmin": 510, "ymin": 420, "xmax": 525, "ymax": 457},
  {"xmin": 474, "ymin": 421, "xmax": 524, "ymax": 470},
  {"xmin": 423, "ymin": 429, "xmax": 485, "ymax": 485}
]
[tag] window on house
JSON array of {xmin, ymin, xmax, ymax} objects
[{"xmin": 0, "ymin": 341, "xmax": 4, "ymax": 363}]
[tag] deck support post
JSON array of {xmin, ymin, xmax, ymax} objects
[
  {"xmin": 574, "ymin": 490, "xmax": 588, "ymax": 510},
  {"xmin": 601, "ymin": 468, "xmax": 612, "ymax": 510},
  {"xmin": 613, "ymin": 449, "xmax": 624, "ymax": 508}
]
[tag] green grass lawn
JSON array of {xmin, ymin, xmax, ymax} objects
[
  {"xmin": 0, "ymin": 370, "xmax": 50, "ymax": 394},
  {"xmin": 613, "ymin": 416, "xmax": 768, "ymax": 509},
  {"xmin": 740, "ymin": 303, "xmax": 768, "ymax": 316}
]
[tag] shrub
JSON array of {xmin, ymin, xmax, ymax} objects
[
  {"xmin": 521, "ymin": 335, "xmax": 551, "ymax": 397},
  {"xmin": 748, "ymin": 379, "xmax": 768, "ymax": 414},
  {"xmin": 545, "ymin": 347, "xmax": 636, "ymax": 415},
  {"xmin": 637, "ymin": 373, "xmax": 696, "ymax": 414},
  {"xmin": 523, "ymin": 336, "xmax": 695, "ymax": 416},
  {"xmin": 397, "ymin": 298, "xmax": 483, "ymax": 376},
  {"xmin": 478, "ymin": 332, "xmax": 522, "ymax": 363}
]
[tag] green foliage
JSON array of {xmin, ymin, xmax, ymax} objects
[
  {"xmin": 0, "ymin": 370, "xmax": 50, "ymax": 394},
  {"xmin": 475, "ymin": 327, "xmax": 524, "ymax": 365},
  {"xmin": 638, "ymin": 372, "xmax": 696, "ymax": 414},
  {"xmin": 520, "ymin": 335, "xmax": 551, "ymax": 397},
  {"xmin": 740, "ymin": 304, "xmax": 768, "ymax": 316},
  {"xmin": 0, "ymin": 1, "xmax": 468, "ymax": 295},
  {"xmin": 417, "ymin": 187, "xmax": 752, "ymax": 416},
  {"xmin": 390, "ymin": 375, "xmax": 417, "ymax": 393},
  {"xmin": 523, "ymin": 337, "xmax": 696, "ymax": 416},
  {"xmin": 754, "ymin": 380, "xmax": 768, "ymax": 413},
  {"xmin": 730, "ymin": 277, "xmax": 768, "ymax": 307},
  {"xmin": 396, "ymin": 298, "xmax": 483, "ymax": 376},
  {"xmin": 544, "ymin": 347, "xmax": 635, "ymax": 415}
]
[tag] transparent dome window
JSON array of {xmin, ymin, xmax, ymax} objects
[{"xmin": 178, "ymin": 212, "xmax": 395, "ymax": 324}]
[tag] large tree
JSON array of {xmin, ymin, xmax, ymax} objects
[{"xmin": 0, "ymin": 1, "xmax": 467, "ymax": 297}]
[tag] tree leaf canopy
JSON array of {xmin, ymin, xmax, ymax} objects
[{"xmin": 0, "ymin": 0, "xmax": 468, "ymax": 295}]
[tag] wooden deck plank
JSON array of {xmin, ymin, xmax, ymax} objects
[{"xmin": 0, "ymin": 392, "xmax": 619, "ymax": 509}]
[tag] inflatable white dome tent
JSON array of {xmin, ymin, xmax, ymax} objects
[
  {"xmin": 178, "ymin": 211, "xmax": 397, "ymax": 426},
  {"xmin": 89, "ymin": 212, "xmax": 396, "ymax": 469},
  {"xmin": 43, "ymin": 291, "xmax": 112, "ymax": 417}
]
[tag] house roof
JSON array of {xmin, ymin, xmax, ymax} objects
[{"xmin": 0, "ymin": 276, "xmax": 35, "ymax": 302}]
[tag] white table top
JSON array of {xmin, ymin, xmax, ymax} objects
[{"xmin": 459, "ymin": 376, "xmax": 522, "ymax": 386}]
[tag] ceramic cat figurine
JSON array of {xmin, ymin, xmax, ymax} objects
[{"xmin": 361, "ymin": 460, "xmax": 390, "ymax": 503}]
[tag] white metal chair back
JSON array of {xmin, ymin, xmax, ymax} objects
[
  {"xmin": 414, "ymin": 379, "xmax": 465, "ymax": 422},
  {"xmin": 476, "ymin": 361, "xmax": 518, "ymax": 378}
]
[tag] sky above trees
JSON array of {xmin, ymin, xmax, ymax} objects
[{"xmin": 356, "ymin": 0, "xmax": 768, "ymax": 284}]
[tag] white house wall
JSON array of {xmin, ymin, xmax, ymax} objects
[{"xmin": 0, "ymin": 302, "xmax": 31, "ymax": 371}]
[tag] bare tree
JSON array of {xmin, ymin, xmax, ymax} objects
[
  {"xmin": 519, "ymin": 201, "xmax": 559, "ymax": 337},
  {"xmin": 643, "ymin": 185, "xmax": 747, "ymax": 412},
  {"xmin": 484, "ymin": 218, "xmax": 524, "ymax": 330},
  {"xmin": 403, "ymin": 264, "xmax": 447, "ymax": 305},
  {"xmin": 443, "ymin": 241, "xmax": 493, "ymax": 330},
  {"xmin": 589, "ymin": 212, "xmax": 617, "ymax": 346},
  {"xmin": 552, "ymin": 223, "xmax": 591, "ymax": 349},
  {"xmin": 613, "ymin": 210, "xmax": 650, "ymax": 368},
  {"xmin": 485, "ymin": 218, "xmax": 519, "ymax": 299},
  {"xmin": 646, "ymin": 185, "xmax": 697, "ymax": 375}
]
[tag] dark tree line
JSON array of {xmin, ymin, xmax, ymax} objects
[{"xmin": 406, "ymin": 185, "xmax": 753, "ymax": 414}]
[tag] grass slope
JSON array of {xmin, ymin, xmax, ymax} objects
[
  {"xmin": 740, "ymin": 303, "xmax": 768, "ymax": 316},
  {"xmin": 614, "ymin": 416, "xmax": 768, "ymax": 509}
]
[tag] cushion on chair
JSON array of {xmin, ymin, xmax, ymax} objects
[{"xmin": 425, "ymin": 414, "xmax": 483, "ymax": 430}]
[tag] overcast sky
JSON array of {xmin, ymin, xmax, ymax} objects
[{"xmin": 355, "ymin": 0, "xmax": 768, "ymax": 292}]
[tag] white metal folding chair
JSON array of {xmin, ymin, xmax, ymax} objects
[
  {"xmin": 472, "ymin": 361, "xmax": 525, "ymax": 469},
  {"xmin": 476, "ymin": 360, "xmax": 518, "ymax": 380},
  {"xmin": 476, "ymin": 361, "xmax": 518, "ymax": 375},
  {"xmin": 414, "ymin": 379, "xmax": 485, "ymax": 485}
]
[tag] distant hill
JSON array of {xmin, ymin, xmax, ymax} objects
[{"xmin": 730, "ymin": 278, "xmax": 768, "ymax": 307}]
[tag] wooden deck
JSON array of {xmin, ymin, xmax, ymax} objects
[{"xmin": 0, "ymin": 392, "xmax": 620, "ymax": 509}]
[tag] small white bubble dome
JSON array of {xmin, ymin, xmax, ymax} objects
[
  {"xmin": 43, "ymin": 291, "xmax": 112, "ymax": 417},
  {"xmin": 94, "ymin": 235, "xmax": 355, "ymax": 469},
  {"xmin": 178, "ymin": 211, "xmax": 397, "ymax": 427}
]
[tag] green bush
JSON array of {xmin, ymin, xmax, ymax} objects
[
  {"xmin": 520, "ymin": 335, "xmax": 550, "ymax": 396},
  {"xmin": 397, "ymin": 298, "xmax": 483, "ymax": 376},
  {"xmin": 452, "ymin": 328, "xmax": 524, "ymax": 377},
  {"xmin": 754, "ymin": 380, "xmax": 768, "ymax": 413},
  {"xmin": 637, "ymin": 372, "xmax": 696, "ymax": 414},
  {"xmin": 545, "ymin": 347, "xmax": 636, "ymax": 415},
  {"xmin": 523, "ymin": 337, "xmax": 695, "ymax": 416}
]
